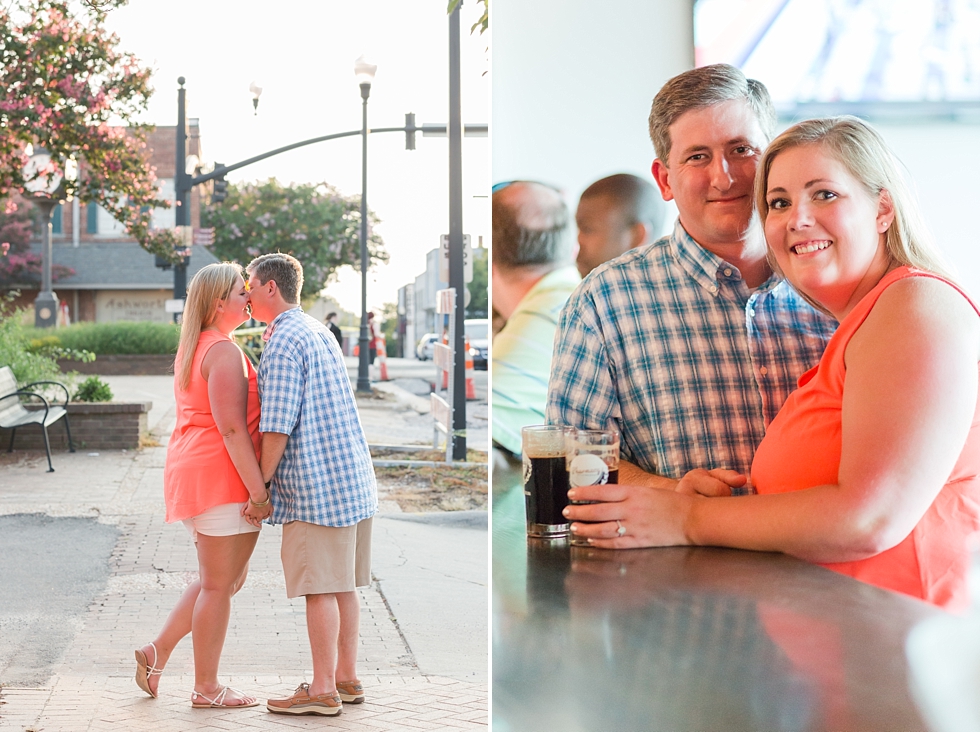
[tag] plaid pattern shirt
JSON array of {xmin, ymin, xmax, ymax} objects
[
  {"xmin": 258, "ymin": 307, "xmax": 377, "ymax": 527},
  {"xmin": 546, "ymin": 221, "xmax": 837, "ymax": 482}
]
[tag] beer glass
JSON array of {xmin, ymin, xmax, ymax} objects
[
  {"xmin": 521, "ymin": 425, "xmax": 570, "ymax": 538},
  {"xmin": 566, "ymin": 428, "xmax": 619, "ymax": 546}
]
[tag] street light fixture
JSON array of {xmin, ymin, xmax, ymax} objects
[
  {"xmin": 355, "ymin": 54, "xmax": 377, "ymax": 393},
  {"xmin": 24, "ymin": 146, "xmax": 67, "ymax": 328},
  {"xmin": 249, "ymin": 81, "xmax": 263, "ymax": 115}
]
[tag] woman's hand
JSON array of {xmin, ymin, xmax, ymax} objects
[
  {"xmin": 675, "ymin": 468, "xmax": 747, "ymax": 497},
  {"xmin": 562, "ymin": 483, "xmax": 697, "ymax": 549},
  {"xmin": 242, "ymin": 494, "xmax": 273, "ymax": 526}
]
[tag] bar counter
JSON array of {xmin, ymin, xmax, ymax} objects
[{"xmin": 492, "ymin": 455, "xmax": 942, "ymax": 731}]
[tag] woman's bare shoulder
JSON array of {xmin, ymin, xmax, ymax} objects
[
  {"xmin": 855, "ymin": 274, "xmax": 980, "ymax": 362},
  {"xmin": 874, "ymin": 275, "xmax": 978, "ymax": 329},
  {"xmin": 200, "ymin": 338, "xmax": 247, "ymax": 380}
]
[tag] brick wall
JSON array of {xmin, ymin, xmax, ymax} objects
[{"xmin": 0, "ymin": 402, "xmax": 149, "ymax": 451}]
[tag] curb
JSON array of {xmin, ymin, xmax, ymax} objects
[{"xmin": 372, "ymin": 381, "xmax": 431, "ymax": 414}]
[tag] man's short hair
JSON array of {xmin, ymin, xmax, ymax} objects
[
  {"xmin": 492, "ymin": 181, "xmax": 571, "ymax": 270},
  {"xmin": 326, "ymin": 312, "xmax": 337, "ymax": 320},
  {"xmin": 247, "ymin": 252, "xmax": 304, "ymax": 304},
  {"xmin": 579, "ymin": 173, "xmax": 664, "ymax": 234},
  {"xmin": 648, "ymin": 64, "xmax": 776, "ymax": 164}
]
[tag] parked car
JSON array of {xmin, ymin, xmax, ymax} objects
[
  {"xmin": 416, "ymin": 333, "xmax": 440, "ymax": 361},
  {"xmin": 465, "ymin": 318, "xmax": 488, "ymax": 370}
]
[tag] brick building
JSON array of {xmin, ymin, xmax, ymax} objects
[{"xmin": 6, "ymin": 121, "xmax": 218, "ymax": 323}]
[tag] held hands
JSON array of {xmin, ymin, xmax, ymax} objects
[{"xmin": 242, "ymin": 489, "xmax": 273, "ymax": 526}]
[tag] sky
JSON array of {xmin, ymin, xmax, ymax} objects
[{"xmin": 103, "ymin": 0, "xmax": 490, "ymax": 314}]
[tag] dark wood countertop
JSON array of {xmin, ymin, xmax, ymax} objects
[{"xmin": 492, "ymin": 454, "xmax": 941, "ymax": 731}]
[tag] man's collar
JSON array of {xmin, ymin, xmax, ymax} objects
[
  {"xmin": 670, "ymin": 220, "xmax": 779, "ymax": 291},
  {"xmin": 261, "ymin": 305, "xmax": 302, "ymax": 341}
]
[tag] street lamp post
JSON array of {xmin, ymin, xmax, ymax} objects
[
  {"xmin": 24, "ymin": 147, "xmax": 67, "ymax": 328},
  {"xmin": 354, "ymin": 55, "xmax": 377, "ymax": 394},
  {"xmin": 172, "ymin": 77, "xmax": 191, "ymax": 323}
]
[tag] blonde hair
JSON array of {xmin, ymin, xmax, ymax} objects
[
  {"xmin": 175, "ymin": 262, "xmax": 242, "ymax": 391},
  {"xmin": 755, "ymin": 116, "xmax": 953, "ymax": 312}
]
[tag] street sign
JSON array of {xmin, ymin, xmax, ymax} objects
[
  {"xmin": 193, "ymin": 227, "xmax": 215, "ymax": 246},
  {"xmin": 439, "ymin": 234, "xmax": 472, "ymax": 284}
]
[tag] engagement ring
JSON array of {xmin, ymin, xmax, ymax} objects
[{"xmin": 616, "ymin": 520, "xmax": 626, "ymax": 537}]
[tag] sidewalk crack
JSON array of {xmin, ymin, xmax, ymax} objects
[{"xmin": 371, "ymin": 577, "xmax": 419, "ymax": 671}]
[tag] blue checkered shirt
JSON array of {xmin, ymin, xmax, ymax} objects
[
  {"xmin": 546, "ymin": 221, "xmax": 838, "ymax": 482},
  {"xmin": 258, "ymin": 308, "xmax": 378, "ymax": 527}
]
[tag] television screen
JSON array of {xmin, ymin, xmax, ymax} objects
[{"xmin": 694, "ymin": 0, "xmax": 980, "ymax": 119}]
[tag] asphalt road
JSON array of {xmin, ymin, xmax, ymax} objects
[{"xmin": 0, "ymin": 514, "xmax": 119, "ymax": 686}]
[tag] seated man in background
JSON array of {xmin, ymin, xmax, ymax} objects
[
  {"xmin": 575, "ymin": 173, "xmax": 664, "ymax": 278},
  {"xmin": 491, "ymin": 181, "xmax": 581, "ymax": 456}
]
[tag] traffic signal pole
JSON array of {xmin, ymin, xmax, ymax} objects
[{"xmin": 447, "ymin": 3, "xmax": 467, "ymax": 461}]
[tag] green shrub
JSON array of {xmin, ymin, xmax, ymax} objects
[
  {"xmin": 25, "ymin": 334, "xmax": 96, "ymax": 364},
  {"xmin": 0, "ymin": 292, "xmax": 68, "ymax": 387},
  {"xmin": 29, "ymin": 321, "xmax": 180, "ymax": 355},
  {"xmin": 74, "ymin": 376, "xmax": 113, "ymax": 402}
]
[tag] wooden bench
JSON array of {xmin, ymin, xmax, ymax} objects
[{"xmin": 0, "ymin": 366, "xmax": 75, "ymax": 472}]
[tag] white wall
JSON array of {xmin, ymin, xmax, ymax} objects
[
  {"xmin": 873, "ymin": 124, "xmax": 980, "ymax": 298},
  {"xmin": 493, "ymin": 1, "xmax": 980, "ymax": 294},
  {"xmin": 492, "ymin": 0, "xmax": 694, "ymax": 238}
]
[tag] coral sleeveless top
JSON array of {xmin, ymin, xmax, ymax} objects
[
  {"xmin": 164, "ymin": 330, "xmax": 261, "ymax": 522},
  {"xmin": 751, "ymin": 266, "xmax": 980, "ymax": 610}
]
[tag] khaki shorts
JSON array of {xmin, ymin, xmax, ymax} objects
[{"xmin": 281, "ymin": 517, "xmax": 373, "ymax": 598}]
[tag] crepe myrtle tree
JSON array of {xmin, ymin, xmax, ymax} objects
[
  {"xmin": 0, "ymin": 0, "xmax": 180, "ymax": 261},
  {"xmin": 202, "ymin": 179, "xmax": 388, "ymax": 301}
]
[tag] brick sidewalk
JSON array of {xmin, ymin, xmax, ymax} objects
[{"xmin": 0, "ymin": 445, "xmax": 487, "ymax": 730}]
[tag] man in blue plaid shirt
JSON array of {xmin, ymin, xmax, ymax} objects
[
  {"xmin": 246, "ymin": 253, "xmax": 377, "ymax": 716},
  {"xmin": 548, "ymin": 64, "xmax": 838, "ymax": 501}
]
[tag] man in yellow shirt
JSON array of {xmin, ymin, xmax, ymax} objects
[{"xmin": 491, "ymin": 181, "xmax": 581, "ymax": 455}]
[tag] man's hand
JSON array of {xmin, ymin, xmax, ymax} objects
[{"xmin": 675, "ymin": 468, "xmax": 747, "ymax": 497}]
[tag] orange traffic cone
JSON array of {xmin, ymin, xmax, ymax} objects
[
  {"xmin": 464, "ymin": 337, "xmax": 476, "ymax": 400},
  {"xmin": 442, "ymin": 332, "xmax": 449, "ymax": 389}
]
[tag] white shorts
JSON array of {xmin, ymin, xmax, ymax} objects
[{"xmin": 182, "ymin": 501, "xmax": 261, "ymax": 542}]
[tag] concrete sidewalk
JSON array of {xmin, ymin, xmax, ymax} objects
[{"xmin": 0, "ymin": 374, "xmax": 488, "ymax": 730}]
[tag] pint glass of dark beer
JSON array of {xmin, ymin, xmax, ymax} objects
[
  {"xmin": 567, "ymin": 428, "xmax": 620, "ymax": 546},
  {"xmin": 522, "ymin": 425, "xmax": 570, "ymax": 538}
]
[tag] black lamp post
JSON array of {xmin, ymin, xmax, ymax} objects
[
  {"xmin": 24, "ymin": 147, "xmax": 67, "ymax": 328},
  {"xmin": 354, "ymin": 55, "xmax": 377, "ymax": 394}
]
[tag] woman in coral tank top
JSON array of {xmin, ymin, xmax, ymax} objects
[
  {"xmin": 133, "ymin": 263, "xmax": 273, "ymax": 707},
  {"xmin": 565, "ymin": 117, "xmax": 980, "ymax": 611}
]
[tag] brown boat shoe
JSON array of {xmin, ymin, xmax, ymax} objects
[
  {"xmin": 266, "ymin": 683, "xmax": 342, "ymax": 716},
  {"xmin": 337, "ymin": 679, "xmax": 364, "ymax": 703}
]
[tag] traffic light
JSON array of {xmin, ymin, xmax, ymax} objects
[
  {"xmin": 212, "ymin": 169, "xmax": 228, "ymax": 204},
  {"xmin": 405, "ymin": 112, "xmax": 416, "ymax": 151}
]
